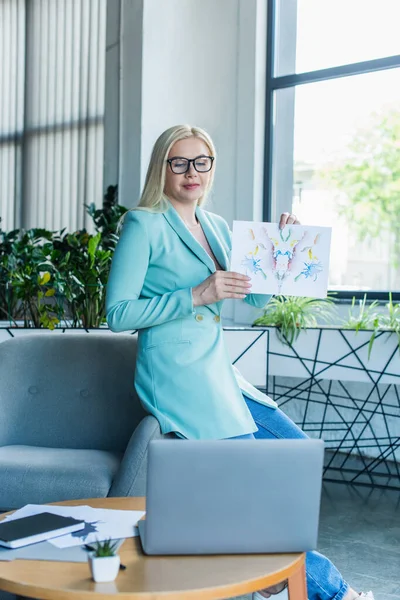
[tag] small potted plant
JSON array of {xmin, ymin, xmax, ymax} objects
[{"xmin": 88, "ymin": 539, "xmax": 120, "ymax": 583}]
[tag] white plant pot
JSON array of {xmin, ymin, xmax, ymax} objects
[{"xmin": 88, "ymin": 554, "xmax": 120, "ymax": 583}]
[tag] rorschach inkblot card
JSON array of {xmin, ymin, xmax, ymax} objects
[{"xmin": 231, "ymin": 221, "xmax": 332, "ymax": 298}]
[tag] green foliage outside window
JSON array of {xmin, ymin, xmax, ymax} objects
[{"xmin": 324, "ymin": 108, "xmax": 400, "ymax": 267}]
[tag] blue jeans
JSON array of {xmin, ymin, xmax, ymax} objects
[{"xmin": 228, "ymin": 397, "xmax": 349, "ymax": 600}]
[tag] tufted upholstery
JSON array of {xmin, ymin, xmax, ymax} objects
[{"xmin": 0, "ymin": 332, "xmax": 168, "ymax": 511}]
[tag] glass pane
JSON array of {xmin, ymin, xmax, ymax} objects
[
  {"xmin": 272, "ymin": 67, "xmax": 400, "ymax": 292},
  {"xmin": 275, "ymin": 0, "xmax": 400, "ymax": 76}
]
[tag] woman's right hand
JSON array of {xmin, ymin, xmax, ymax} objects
[{"xmin": 192, "ymin": 271, "xmax": 252, "ymax": 307}]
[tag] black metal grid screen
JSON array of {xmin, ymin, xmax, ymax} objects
[{"xmin": 265, "ymin": 328, "xmax": 400, "ymax": 490}]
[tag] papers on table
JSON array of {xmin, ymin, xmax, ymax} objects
[{"xmin": 2, "ymin": 504, "xmax": 145, "ymax": 548}]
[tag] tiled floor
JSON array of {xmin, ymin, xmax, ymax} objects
[
  {"xmin": 232, "ymin": 481, "xmax": 400, "ymax": 600},
  {"xmin": 317, "ymin": 482, "xmax": 400, "ymax": 599}
]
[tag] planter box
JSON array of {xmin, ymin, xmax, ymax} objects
[
  {"xmin": 266, "ymin": 326, "xmax": 400, "ymax": 385},
  {"xmin": 0, "ymin": 326, "xmax": 115, "ymax": 345},
  {"xmin": 264, "ymin": 326, "xmax": 400, "ymax": 489}
]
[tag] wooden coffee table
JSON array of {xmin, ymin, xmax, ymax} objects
[{"xmin": 0, "ymin": 498, "xmax": 307, "ymax": 600}]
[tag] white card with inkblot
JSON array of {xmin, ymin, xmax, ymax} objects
[{"xmin": 231, "ymin": 221, "xmax": 332, "ymax": 298}]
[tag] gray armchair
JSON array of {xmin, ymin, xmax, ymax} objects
[{"xmin": 0, "ymin": 332, "xmax": 167, "ymax": 511}]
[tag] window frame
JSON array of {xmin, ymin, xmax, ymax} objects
[{"xmin": 263, "ymin": 0, "xmax": 400, "ymax": 301}]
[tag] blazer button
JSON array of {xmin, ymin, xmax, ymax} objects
[
  {"xmin": 195, "ymin": 314, "xmax": 204, "ymax": 322},
  {"xmin": 214, "ymin": 315, "xmax": 221, "ymax": 323}
]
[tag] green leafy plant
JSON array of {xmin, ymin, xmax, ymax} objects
[
  {"xmin": 381, "ymin": 293, "xmax": 400, "ymax": 349},
  {"xmin": 341, "ymin": 293, "xmax": 400, "ymax": 358},
  {"xmin": 0, "ymin": 184, "xmax": 129, "ymax": 328},
  {"xmin": 0, "ymin": 222, "xmax": 21, "ymax": 322},
  {"xmin": 51, "ymin": 230, "xmax": 112, "ymax": 328},
  {"xmin": 5, "ymin": 228, "xmax": 61, "ymax": 328},
  {"xmin": 342, "ymin": 294, "xmax": 381, "ymax": 332},
  {"xmin": 85, "ymin": 185, "xmax": 127, "ymax": 251},
  {"xmin": 341, "ymin": 294, "xmax": 382, "ymax": 358},
  {"xmin": 91, "ymin": 538, "xmax": 119, "ymax": 558},
  {"xmin": 375, "ymin": 293, "xmax": 400, "ymax": 356},
  {"xmin": 253, "ymin": 295, "xmax": 337, "ymax": 346}
]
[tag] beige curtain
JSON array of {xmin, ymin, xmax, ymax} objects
[{"xmin": 0, "ymin": 0, "xmax": 107, "ymax": 231}]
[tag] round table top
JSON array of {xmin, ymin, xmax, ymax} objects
[{"xmin": 0, "ymin": 497, "xmax": 305, "ymax": 600}]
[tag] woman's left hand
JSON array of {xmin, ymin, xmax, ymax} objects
[{"xmin": 279, "ymin": 212, "xmax": 301, "ymax": 229}]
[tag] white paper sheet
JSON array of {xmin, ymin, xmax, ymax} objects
[
  {"xmin": 231, "ymin": 221, "xmax": 332, "ymax": 298},
  {"xmin": 3, "ymin": 504, "xmax": 145, "ymax": 548}
]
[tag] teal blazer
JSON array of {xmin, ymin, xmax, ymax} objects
[{"xmin": 106, "ymin": 202, "xmax": 275, "ymax": 440}]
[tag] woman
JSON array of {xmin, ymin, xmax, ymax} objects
[{"xmin": 106, "ymin": 124, "xmax": 374, "ymax": 600}]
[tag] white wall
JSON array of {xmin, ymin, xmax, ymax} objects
[
  {"xmin": 104, "ymin": 0, "xmax": 121, "ymax": 190},
  {"xmin": 140, "ymin": 0, "xmax": 239, "ymax": 226},
  {"xmin": 119, "ymin": 0, "xmax": 268, "ymax": 322},
  {"xmin": 140, "ymin": 0, "xmax": 268, "ymax": 227},
  {"xmin": 119, "ymin": 0, "xmax": 144, "ymax": 206}
]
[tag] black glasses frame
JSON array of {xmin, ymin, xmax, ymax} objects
[{"xmin": 167, "ymin": 155, "xmax": 215, "ymax": 174}]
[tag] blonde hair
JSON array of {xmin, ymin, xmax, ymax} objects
[{"xmin": 130, "ymin": 125, "xmax": 216, "ymax": 216}]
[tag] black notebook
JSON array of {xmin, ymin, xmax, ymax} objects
[{"xmin": 0, "ymin": 512, "xmax": 85, "ymax": 548}]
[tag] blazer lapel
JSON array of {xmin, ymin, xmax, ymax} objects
[
  {"xmin": 196, "ymin": 207, "xmax": 230, "ymax": 271},
  {"xmin": 163, "ymin": 203, "xmax": 216, "ymax": 273}
]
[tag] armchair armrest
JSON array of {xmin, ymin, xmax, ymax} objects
[{"xmin": 108, "ymin": 415, "xmax": 173, "ymax": 497}]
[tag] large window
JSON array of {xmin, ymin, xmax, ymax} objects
[
  {"xmin": 0, "ymin": 0, "xmax": 107, "ymax": 232},
  {"xmin": 265, "ymin": 0, "xmax": 400, "ymax": 297}
]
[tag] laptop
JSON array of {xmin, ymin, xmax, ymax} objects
[{"xmin": 138, "ymin": 438, "xmax": 324, "ymax": 555}]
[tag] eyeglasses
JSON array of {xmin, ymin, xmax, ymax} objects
[{"xmin": 167, "ymin": 155, "xmax": 214, "ymax": 174}]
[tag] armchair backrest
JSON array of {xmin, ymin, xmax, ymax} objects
[{"xmin": 0, "ymin": 332, "xmax": 146, "ymax": 451}]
